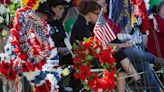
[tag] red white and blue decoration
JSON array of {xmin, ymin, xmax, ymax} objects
[{"xmin": 0, "ymin": 6, "xmax": 62, "ymax": 92}]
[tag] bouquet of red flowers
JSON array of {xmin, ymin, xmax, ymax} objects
[{"xmin": 73, "ymin": 37, "xmax": 116, "ymax": 91}]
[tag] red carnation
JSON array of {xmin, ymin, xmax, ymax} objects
[
  {"xmin": 73, "ymin": 57, "xmax": 82, "ymax": 63},
  {"xmin": 88, "ymin": 79, "xmax": 96, "ymax": 89},
  {"xmin": 79, "ymin": 65, "xmax": 91, "ymax": 80},
  {"xmin": 104, "ymin": 70, "xmax": 115, "ymax": 90},
  {"xmin": 99, "ymin": 53, "xmax": 106, "ymax": 64},
  {"xmin": 83, "ymin": 42, "xmax": 92, "ymax": 50},
  {"xmin": 74, "ymin": 72, "xmax": 80, "ymax": 79},
  {"xmin": 108, "ymin": 57, "xmax": 115, "ymax": 65}
]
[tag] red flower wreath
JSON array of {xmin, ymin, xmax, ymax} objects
[
  {"xmin": 10, "ymin": 6, "xmax": 51, "ymax": 72},
  {"xmin": 73, "ymin": 37, "xmax": 116, "ymax": 91}
]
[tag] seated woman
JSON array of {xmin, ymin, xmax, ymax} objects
[{"xmin": 70, "ymin": 1, "xmax": 140, "ymax": 92}]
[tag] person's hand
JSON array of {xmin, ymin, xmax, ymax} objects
[
  {"xmin": 124, "ymin": 42, "xmax": 133, "ymax": 48},
  {"xmin": 117, "ymin": 43, "xmax": 126, "ymax": 49},
  {"xmin": 58, "ymin": 47, "xmax": 70, "ymax": 55},
  {"xmin": 117, "ymin": 42, "xmax": 133, "ymax": 49}
]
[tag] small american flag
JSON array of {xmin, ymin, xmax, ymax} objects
[{"xmin": 93, "ymin": 12, "xmax": 116, "ymax": 45}]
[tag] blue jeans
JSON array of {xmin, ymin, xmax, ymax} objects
[{"xmin": 123, "ymin": 47, "xmax": 160, "ymax": 92}]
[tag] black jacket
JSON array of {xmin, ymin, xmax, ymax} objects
[
  {"xmin": 70, "ymin": 15, "xmax": 94, "ymax": 44},
  {"xmin": 48, "ymin": 20, "xmax": 67, "ymax": 47}
]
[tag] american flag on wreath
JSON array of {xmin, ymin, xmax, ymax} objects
[{"xmin": 93, "ymin": 10, "xmax": 116, "ymax": 45}]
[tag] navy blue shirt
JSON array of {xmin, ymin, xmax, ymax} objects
[{"xmin": 48, "ymin": 20, "xmax": 67, "ymax": 47}]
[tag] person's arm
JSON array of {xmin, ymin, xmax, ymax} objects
[{"xmin": 109, "ymin": 42, "xmax": 133, "ymax": 51}]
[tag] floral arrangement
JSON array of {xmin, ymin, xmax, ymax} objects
[
  {"xmin": 9, "ymin": 7, "xmax": 62, "ymax": 92},
  {"xmin": 21, "ymin": 0, "xmax": 46, "ymax": 10},
  {"xmin": 73, "ymin": 37, "xmax": 116, "ymax": 91}
]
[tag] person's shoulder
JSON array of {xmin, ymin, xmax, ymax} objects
[
  {"xmin": 48, "ymin": 20, "xmax": 56, "ymax": 26},
  {"xmin": 74, "ymin": 16, "xmax": 85, "ymax": 25},
  {"xmin": 72, "ymin": 16, "xmax": 86, "ymax": 31}
]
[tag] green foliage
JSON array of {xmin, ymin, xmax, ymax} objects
[{"xmin": 9, "ymin": 1, "xmax": 21, "ymax": 17}]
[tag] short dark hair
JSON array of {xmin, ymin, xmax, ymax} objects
[
  {"xmin": 79, "ymin": 1, "xmax": 101, "ymax": 15},
  {"xmin": 157, "ymin": 1, "xmax": 164, "ymax": 13},
  {"xmin": 36, "ymin": 2, "xmax": 53, "ymax": 16},
  {"xmin": 48, "ymin": 0, "xmax": 68, "ymax": 8}
]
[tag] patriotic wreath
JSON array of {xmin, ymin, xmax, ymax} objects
[
  {"xmin": 73, "ymin": 37, "xmax": 116, "ymax": 91},
  {"xmin": 10, "ymin": 7, "xmax": 62, "ymax": 92}
]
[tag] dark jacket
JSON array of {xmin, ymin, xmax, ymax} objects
[
  {"xmin": 48, "ymin": 20, "xmax": 67, "ymax": 47},
  {"xmin": 70, "ymin": 15, "xmax": 94, "ymax": 44}
]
